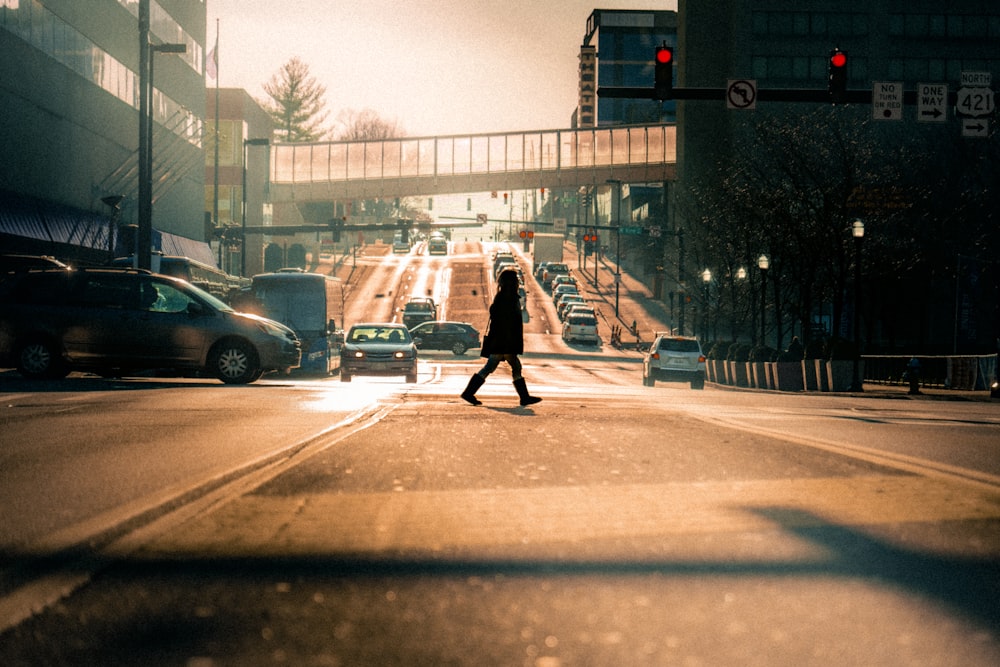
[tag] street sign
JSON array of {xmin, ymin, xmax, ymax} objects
[
  {"xmin": 917, "ymin": 83, "xmax": 948, "ymax": 122},
  {"xmin": 961, "ymin": 71, "xmax": 991, "ymax": 87},
  {"xmin": 872, "ymin": 82, "xmax": 903, "ymax": 120},
  {"xmin": 552, "ymin": 217, "xmax": 567, "ymax": 233},
  {"xmin": 726, "ymin": 80, "xmax": 757, "ymax": 110},
  {"xmin": 619, "ymin": 226, "xmax": 643, "ymax": 235},
  {"xmin": 956, "ymin": 87, "xmax": 995, "ymax": 117},
  {"xmin": 962, "ymin": 118, "xmax": 990, "ymax": 139},
  {"xmin": 476, "ymin": 213, "xmax": 488, "ymax": 225}
]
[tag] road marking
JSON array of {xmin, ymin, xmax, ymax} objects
[{"xmin": 140, "ymin": 474, "xmax": 1000, "ymax": 559}]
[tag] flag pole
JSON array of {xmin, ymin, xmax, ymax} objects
[{"xmin": 210, "ymin": 19, "xmax": 221, "ymax": 268}]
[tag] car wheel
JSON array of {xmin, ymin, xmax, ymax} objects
[
  {"xmin": 340, "ymin": 372, "xmax": 352, "ymax": 382},
  {"xmin": 643, "ymin": 374, "xmax": 655, "ymax": 387},
  {"xmin": 406, "ymin": 371, "xmax": 418, "ymax": 383},
  {"xmin": 691, "ymin": 375, "xmax": 705, "ymax": 390},
  {"xmin": 209, "ymin": 339, "xmax": 260, "ymax": 384},
  {"xmin": 16, "ymin": 338, "xmax": 68, "ymax": 379},
  {"xmin": 451, "ymin": 342, "xmax": 467, "ymax": 355}
]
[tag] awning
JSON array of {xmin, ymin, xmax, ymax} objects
[{"xmin": 1, "ymin": 190, "xmax": 217, "ymax": 269}]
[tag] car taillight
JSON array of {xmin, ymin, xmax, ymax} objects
[
  {"xmin": 652, "ymin": 352, "xmax": 660, "ymax": 360},
  {"xmin": 698, "ymin": 355, "xmax": 706, "ymax": 363}
]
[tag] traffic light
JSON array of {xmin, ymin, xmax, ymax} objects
[
  {"xmin": 583, "ymin": 229, "xmax": 597, "ymax": 255},
  {"xmin": 654, "ymin": 44, "xmax": 673, "ymax": 100},
  {"xmin": 828, "ymin": 48, "xmax": 848, "ymax": 103}
]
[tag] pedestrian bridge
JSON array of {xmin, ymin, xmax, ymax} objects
[{"xmin": 268, "ymin": 123, "xmax": 676, "ymax": 202}]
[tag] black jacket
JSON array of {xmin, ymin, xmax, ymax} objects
[{"xmin": 480, "ymin": 286, "xmax": 523, "ymax": 356}]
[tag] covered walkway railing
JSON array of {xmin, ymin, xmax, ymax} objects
[{"xmin": 269, "ymin": 123, "xmax": 676, "ymax": 201}]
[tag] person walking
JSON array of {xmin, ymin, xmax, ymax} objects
[{"xmin": 461, "ymin": 268, "xmax": 541, "ymax": 406}]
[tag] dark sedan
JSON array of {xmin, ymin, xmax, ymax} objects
[{"xmin": 409, "ymin": 321, "xmax": 480, "ymax": 356}]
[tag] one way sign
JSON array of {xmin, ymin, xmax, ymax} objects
[{"xmin": 918, "ymin": 83, "xmax": 948, "ymax": 123}]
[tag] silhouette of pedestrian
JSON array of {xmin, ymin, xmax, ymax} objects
[{"xmin": 461, "ymin": 268, "xmax": 541, "ymax": 406}]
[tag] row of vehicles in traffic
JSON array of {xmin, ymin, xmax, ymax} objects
[{"xmin": 533, "ymin": 260, "xmax": 600, "ymax": 345}]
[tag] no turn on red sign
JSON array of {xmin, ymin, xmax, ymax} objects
[{"xmin": 872, "ymin": 81, "xmax": 903, "ymax": 120}]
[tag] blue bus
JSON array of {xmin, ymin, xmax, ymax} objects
[{"xmin": 244, "ymin": 272, "xmax": 344, "ymax": 374}]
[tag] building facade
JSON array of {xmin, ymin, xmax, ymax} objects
[
  {"xmin": 205, "ymin": 88, "xmax": 273, "ymax": 276},
  {"xmin": 1, "ymin": 0, "xmax": 209, "ymax": 264},
  {"xmin": 674, "ymin": 0, "xmax": 1000, "ymax": 352}
]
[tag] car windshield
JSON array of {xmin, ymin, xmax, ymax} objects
[
  {"xmin": 406, "ymin": 303, "xmax": 433, "ymax": 312},
  {"xmin": 658, "ymin": 338, "xmax": 701, "ymax": 353},
  {"xmin": 349, "ymin": 326, "xmax": 411, "ymax": 343}
]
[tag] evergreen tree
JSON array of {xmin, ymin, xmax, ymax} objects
[{"xmin": 261, "ymin": 57, "xmax": 329, "ymax": 142}]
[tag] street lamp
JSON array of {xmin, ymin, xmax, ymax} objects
[
  {"xmin": 701, "ymin": 268, "xmax": 712, "ymax": 341},
  {"xmin": 241, "ymin": 137, "xmax": 271, "ymax": 277},
  {"xmin": 137, "ymin": 0, "xmax": 186, "ymax": 271},
  {"xmin": 606, "ymin": 179, "xmax": 622, "ymax": 318},
  {"xmin": 850, "ymin": 219, "xmax": 865, "ymax": 392},
  {"xmin": 758, "ymin": 254, "xmax": 770, "ymax": 347}
]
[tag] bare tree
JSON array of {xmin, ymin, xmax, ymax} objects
[
  {"xmin": 261, "ymin": 57, "xmax": 329, "ymax": 142},
  {"xmin": 333, "ymin": 108, "xmax": 403, "ymax": 142}
]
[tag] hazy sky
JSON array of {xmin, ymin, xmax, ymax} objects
[{"xmin": 207, "ymin": 1, "xmax": 676, "ymax": 138}]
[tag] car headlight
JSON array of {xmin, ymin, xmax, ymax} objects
[
  {"xmin": 393, "ymin": 350, "xmax": 409, "ymax": 359},
  {"xmin": 349, "ymin": 350, "xmax": 365, "ymax": 359}
]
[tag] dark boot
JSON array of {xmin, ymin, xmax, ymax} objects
[
  {"xmin": 513, "ymin": 378, "xmax": 541, "ymax": 406},
  {"xmin": 461, "ymin": 373, "xmax": 485, "ymax": 405}
]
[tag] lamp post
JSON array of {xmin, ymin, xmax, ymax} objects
[
  {"xmin": 850, "ymin": 219, "xmax": 865, "ymax": 392},
  {"xmin": 701, "ymin": 268, "xmax": 712, "ymax": 341},
  {"xmin": 241, "ymin": 137, "xmax": 271, "ymax": 277},
  {"xmin": 137, "ymin": 0, "xmax": 185, "ymax": 271},
  {"xmin": 758, "ymin": 254, "xmax": 770, "ymax": 347},
  {"xmin": 606, "ymin": 179, "xmax": 623, "ymax": 318}
]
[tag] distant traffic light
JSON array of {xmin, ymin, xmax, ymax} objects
[
  {"xmin": 654, "ymin": 44, "xmax": 674, "ymax": 100},
  {"xmin": 828, "ymin": 48, "xmax": 848, "ymax": 103}
]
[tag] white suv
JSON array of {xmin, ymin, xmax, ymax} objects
[{"xmin": 642, "ymin": 334, "xmax": 706, "ymax": 389}]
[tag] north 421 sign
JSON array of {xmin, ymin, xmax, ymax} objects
[{"xmin": 957, "ymin": 72, "xmax": 994, "ymax": 118}]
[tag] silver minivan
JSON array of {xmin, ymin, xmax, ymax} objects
[{"xmin": 0, "ymin": 268, "xmax": 300, "ymax": 383}]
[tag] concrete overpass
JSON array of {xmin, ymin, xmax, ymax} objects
[{"xmin": 267, "ymin": 123, "xmax": 676, "ymax": 203}]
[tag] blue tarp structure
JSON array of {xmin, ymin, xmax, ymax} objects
[{"xmin": 1, "ymin": 190, "xmax": 216, "ymax": 268}]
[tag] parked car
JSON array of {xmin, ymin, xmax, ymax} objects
[
  {"xmin": 0, "ymin": 268, "xmax": 300, "ymax": 383},
  {"xmin": 409, "ymin": 321, "xmax": 480, "ymax": 355},
  {"xmin": 562, "ymin": 312, "xmax": 600, "ymax": 344},
  {"xmin": 0, "ymin": 254, "xmax": 70, "ymax": 274},
  {"xmin": 642, "ymin": 334, "xmax": 706, "ymax": 389},
  {"xmin": 401, "ymin": 297, "xmax": 437, "ymax": 328},
  {"xmin": 340, "ymin": 322, "xmax": 418, "ymax": 383}
]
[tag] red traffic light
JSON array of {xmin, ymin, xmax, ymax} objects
[
  {"xmin": 655, "ymin": 46, "xmax": 673, "ymax": 65},
  {"xmin": 830, "ymin": 50, "xmax": 847, "ymax": 68},
  {"xmin": 519, "ymin": 230, "xmax": 526, "ymax": 239}
]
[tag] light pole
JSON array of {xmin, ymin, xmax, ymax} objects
[
  {"xmin": 606, "ymin": 179, "xmax": 622, "ymax": 318},
  {"xmin": 850, "ymin": 219, "xmax": 865, "ymax": 392},
  {"xmin": 701, "ymin": 268, "xmax": 712, "ymax": 341},
  {"xmin": 241, "ymin": 137, "xmax": 271, "ymax": 277},
  {"xmin": 136, "ymin": 0, "xmax": 185, "ymax": 271},
  {"xmin": 758, "ymin": 254, "xmax": 770, "ymax": 347}
]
